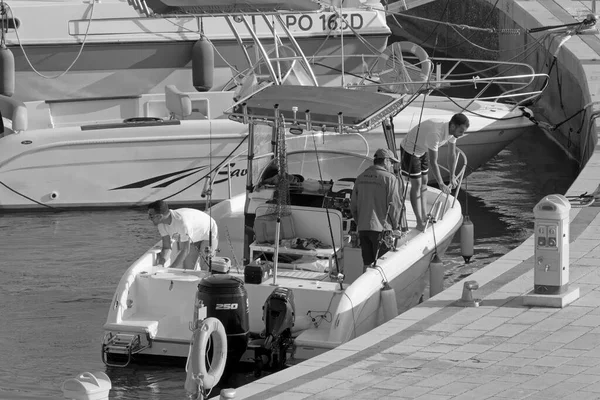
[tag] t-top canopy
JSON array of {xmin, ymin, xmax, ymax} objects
[{"xmin": 227, "ymin": 85, "xmax": 406, "ymax": 133}]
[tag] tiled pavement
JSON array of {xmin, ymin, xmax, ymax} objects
[
  {"xmin": 225, "ymin": 187, "xmax": 600, "ymax": 399},
  {"xmin": 213, "ymin": 2, "xmax": 600, "ymax": 399}
]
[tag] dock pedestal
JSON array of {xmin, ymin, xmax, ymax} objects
[{"xmin": 523, "ymin": 286, "xmax": 580, "ymax": 308}]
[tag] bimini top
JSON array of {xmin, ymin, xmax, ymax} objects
[{"xmin": 227, "ymin": 85, "xmax": 407, "ymax": 133}]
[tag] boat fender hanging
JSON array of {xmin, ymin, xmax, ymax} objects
[
  {"xmin": 429, "ymin": 254, "xmax": 444, "ymax": 297},
  {"xmin": 185, "ymin": 317, "xmax": 228, "ymax": 393},
  {"xmin": 381, "ymin": 282, "xmax": 398, "ymax": 323},
  {"xmin": 0, "ymin": 44, "xmax": 15, "ymax": 97},
  {"xmin": 460, "ymin": 215, "xmax": 474, "ymax": 264},
  {"xmin": 398, "ymin": 41, "xmax": 432, "ymax": 80},
  {"xmin": 192, "ymin": 37, "xmax": 214, "ymax": 92}
]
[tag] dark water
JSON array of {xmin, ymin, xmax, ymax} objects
[
  {"xmin": 0, "ymin": 126, "xmax": 579, "ymax": 399},
  {"xmin": 443, "ymin": 126, "xmax": 579, "ymax": 286}
]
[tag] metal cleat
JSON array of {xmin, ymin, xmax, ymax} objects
[{"xmin": 454, "ymin": 280, "xmax": 481, "ymax": 307}]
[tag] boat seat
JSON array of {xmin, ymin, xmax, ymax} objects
[
  {"xmin": 165, "ymin": 85, "xmax": 192, "ymax": 120},
  {"xmin": 103, "ymin": 317, "xmax": 161, "ymax": 339},
  {"xmin": 250, "ymin": 205, "xmax": 345, "ymax": 271},
  {"xmin": 0, "ymin": 95, "xmax": 27, "ymax": 132}
]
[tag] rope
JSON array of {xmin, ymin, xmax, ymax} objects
[
  {"xmin": 224, "ymin": 226, "xmax": 241, "ymax": 273},
  {"xmin": 0, "ymin": 180, "xmax": 63, "ymax": 211},
  {"xmin": 309, "ymin": 129, "xmax": 341, "ymax": 277},
  {"xmin": 5, "ymin": 2, "xmax": 95, "ymax": 79},
  {"xmin": 161, "ymin": 135, "xmax": 247, "ymax": 201},
  {"xmin": 565, "ymin": 191, "xmax": 595, "ymax": 207}
]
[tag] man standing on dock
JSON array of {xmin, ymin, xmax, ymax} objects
[
  {"xmin": 351, "ymin": 148, "xmax": 404, "ymax": 272},
  {"xmin": 400, "ymin": 113, "xmax": 470, "ymax": 231},
  {"xmin": 147, "ymin": 200, "xmax": 218, "ymax": 270}
]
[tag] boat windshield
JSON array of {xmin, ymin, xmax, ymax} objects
[
  {"xmin": 286, "ymin": 150, "xmax": 372, "ymax": 183},
  {"xmin": 254, "ymin": 132, "xmax": 372, "ymax": 186}
]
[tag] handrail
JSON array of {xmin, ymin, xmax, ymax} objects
[{"xmin": 308, "ymin": 52, "xmax": 549, "ymax": 107}]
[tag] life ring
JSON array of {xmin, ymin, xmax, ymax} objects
[
  {"xmin": 184, "ymin": 317, "xmax": 228, "ymax": 392},
  {"xmin": 398, "ymin": 41, "xmax": 432, "ymax": 80}
]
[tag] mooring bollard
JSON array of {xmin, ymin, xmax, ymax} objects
[
  {"xmin": 220, "ymin": 388, "xmax": 236, "ymax": 399},
  {"xmin": 455, "ymin": 280, "xmax": 481, "ymax": 307}
]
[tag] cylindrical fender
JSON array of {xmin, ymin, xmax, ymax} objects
[
  {"xmin": 185, "ymin": 317, "xmax": 228, "ymax": 392},
  {"xmin": 192, "ymin": 37, "xmax": 214, "ymax": 92},
  {"xmin": 398, "ymin": 41, "xmax": 432, "ymax": 80},
  {"xmin": 0, "ymin": 45, "xmax": 15, "ymax": 97}
]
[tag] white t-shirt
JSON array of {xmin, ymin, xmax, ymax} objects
[
  {"xmin": 157, "ymin": 208, "xmax": 218, "ymax": 247},
  {"xmin": 401, "ymin": 118, "xmax": 457, "ymax": 157}
]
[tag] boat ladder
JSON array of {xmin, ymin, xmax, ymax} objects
[{"xmin": 101, "ymin": 332, "xmax": 151, "ymax": 367}]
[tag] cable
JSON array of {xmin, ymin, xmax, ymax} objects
[
  {"xmin": 206, "ymin": 38, "xmax": 214, "ymax": 272},
  {"xmin": 161, "ymin": 135, "xmax": 247, "ymax": 201},
  {"xmin": 0, "ymin": 179, "xmax": 63, "ymax": 211},
  {"xmin": 309, "ymin": 130, "xmax": 341, "ymax": 276},
  {"xmin": 6, "ymin": 2, "xmax": 95, "ymax": 79},
  {"xmin": 342, "ymin": 291, "xmax": 357, "ymax": 340}
]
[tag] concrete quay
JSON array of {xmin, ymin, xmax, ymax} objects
[{"xmin": 214, "ymin": 2, "xmax": 600, "ymax": 399}]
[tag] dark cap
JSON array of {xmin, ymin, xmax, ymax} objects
[{"xmin": 374, "ymin": 148, "xmax": 399, "ymax": 163}]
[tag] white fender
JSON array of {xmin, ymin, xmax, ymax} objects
[
  {"xmin": 398, "ymin": 41, "xmax": 432, "ymax": 79},
  {"xmin": 185, "ymin": 317, "xmax": 228, "ymax": 393}
]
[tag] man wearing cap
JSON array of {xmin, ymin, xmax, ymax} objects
[
  {"xmin": 350, "ymin": 148, "xmax": 404, "ymax": 272},
  {"xmin": 400, "ymin": 113, "xmax": 470, "ymax": 231}
]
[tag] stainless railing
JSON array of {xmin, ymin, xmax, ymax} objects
[{"xmin": 310, "ymin": 53, "xmax": 550, "ymax": 109}]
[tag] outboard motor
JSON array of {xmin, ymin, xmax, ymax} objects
[
  {"xmin": 197, "ymin": 275, "xmax": 249, "ymax": 369},
  {"xmin": 263, "ymin": 287, "xmax": 295, "ymax": 343},
  {"xmin": 252, "ymin": 287, "xmax": 295, "ymax": 376}
]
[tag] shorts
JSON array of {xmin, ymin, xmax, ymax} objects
[
  {"xmin": 400, "ymin": 147, "xmax": 429, "ymax": 178},
  {"xmin": 358, "ymin": 230, "xmax": 389, "ymax": 266}
]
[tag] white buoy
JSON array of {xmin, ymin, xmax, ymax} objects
[
  {"xmin": 62, "ymin": 372, "xmax": 111, "ymax": 400},
  {"xmin": 429, "ymin": 254, "xmax": 444, "ymax": 297},
  {"xmin": 460, "ymin": 215, "xmax": 474, "ymax": 263},
  {"xmin": 381, "ymin": 282, "xmax": 398, "ymax": 323}
]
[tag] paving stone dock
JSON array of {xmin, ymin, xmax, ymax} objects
[{"xmin": 214, "ymin": 2, "xmax": 600, "ymax": 399}]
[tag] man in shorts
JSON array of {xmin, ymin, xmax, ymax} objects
[
  {"xmin": 350, "ymin": 148, "xmax": 404, "ymax": 272},
  {"xmin": 400, "ymin": 113, "xmax": 469, "ymax": 231},
  {"xmin": 147, "ymin": 200, "xmax": 219, "ymax": 270}
]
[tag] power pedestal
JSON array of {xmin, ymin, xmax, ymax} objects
[{"xmin": 523, "ymin": 194, "xmax": 579, "ymax": 308}]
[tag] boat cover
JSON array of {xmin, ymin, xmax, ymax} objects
[{"xmin": 228, "ymin": 85, "xmax": 405, "ymax": 132}]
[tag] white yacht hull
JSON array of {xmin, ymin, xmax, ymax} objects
[
  {"xmin": 0, "ymin": 91, "xmax": 532, "ymax": 210},
  {"xmin": 3, "ymin": 0, "xmax": 390, "ymax": 102}
]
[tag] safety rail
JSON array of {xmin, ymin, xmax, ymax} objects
[{"xmin": 308, "ymin": 53, "xmax": 549, "ymax": 109}]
